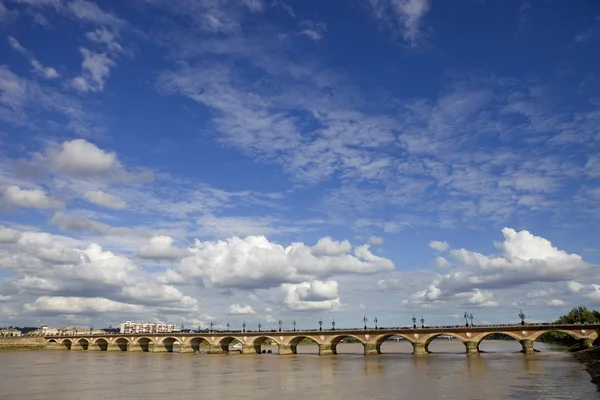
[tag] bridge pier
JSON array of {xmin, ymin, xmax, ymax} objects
[
  {"xmin": 106, "ymin": 343, "xmax": 124, "ymax": 352},
  {"xmin": 412, "ymin": 343, "xmax": 428, "ymax": 355},
  {"xmin": 179, "ymin": 344, "xmax": 195, "ymax": 354},
  {"xmin": 208, "ymin": 344, "xmax": 227, "ymax": 355},
  {"xmin": 127, "ymin": 343, "xmax": 143, "ymax": 352},
  {"xmin": 364, "ymin": 343, "xmax": 379, "ymax": 356},
  {"xmin": 87, "ymin": 344, "xmax": 102, "ymax": 351},
  {"xmin": 70, "ymin": 344, "xmax": 84, "ymax": 351},
  {"xmin": 278, "ymin": 344, "xmax": 293, "ymax": 355},
  {"xmin": 319, "ymin": 343, "xmax": 334, "ymax": 356},
  {"xmin": 464, "ymin": 341, "xmax": 479, "ymax": 355},
  {"xmin": 152, "ymin": 345, "xmax": 168, "ymax": 353},
  {"xmin": 46, "ymin": 342, "xmax": 64, "ymax": 350},
  {"xmin": 579, "ymin": 338, "xmax": 594, "ymax": 350},
  {"xmin": 520, "ymin": 339, "xmax": 535, "ymax": 355},
  {"xmin": 241, "ymin": 344, "xmax": 258, "ymax": 355}
]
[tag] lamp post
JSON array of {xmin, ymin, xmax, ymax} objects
[
  {"xmin": 319, "ymin": 318, "xmax": 322, "ymax": 331},
  {"xmin": 469, "ymin": 313, "xmax": 474, "ymax": 327},
  {"xmin": 518, "ymin": 309, "xmax": 526, "ymax": 326},
  {"xmin": 242, "ymin": 321, "xmax": 246, "ymax": 333},
  {"xmin": 332, "ymin": 318, "xmax": 336, "ymax": 331},
  {"xmin": 278, "ymin": 320, "xmax": 282, "ymax": 332},
  {"xmin": 258, "ymin": 322, "xmax": 262, "ymax": 332},
  {"xmin": 226, "ymin": 322, "xmax": 229, "ymax": 332},
  {"xmin": 210, "ymin": 322, "xmax": 214, "ymax": 333},
  {"xmin": 412, "ymin": 314, "xmax": 416, "ymax": 329},
  {"xmin": 420, "ymin": 315, "xmax": 425, "ymax": 329},
  {"xmin": 464, "ymin": 312, "xmax": 469, "ymax": 328},
  {"xmin": 293, "ymin": 320, "xmax": 296, "ymax": 332},
  {"xmin": 374, "ymin": 317, "xmax": 378, "ymax": 329},
  {"xmin": 364, "ymin": 316, "xmax": 368, "ymax": 330}
]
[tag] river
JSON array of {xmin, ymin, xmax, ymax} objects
[{"xmin": 0, "ymin": 340, "xmax": 596, "ymax": 399}]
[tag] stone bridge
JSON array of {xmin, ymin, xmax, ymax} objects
[{"xmin": 44, "ymin": 324, "xmax": 599, "ymax": 356}]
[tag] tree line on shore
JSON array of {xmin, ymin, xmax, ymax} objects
[{"xmin": 538, "ymin": 306, "xmax": 600, "ymax": 346}]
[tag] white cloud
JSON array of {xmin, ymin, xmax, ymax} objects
[
  {"xmin": 3, "ymin": 186, "xmax": 64, "ymax": 209},
  {"xmin": 547, "ymin": 299, "xmax": 566, "ymax": 306},
  {"xmin": 368, "ymin": 235, "xmax": 384, "ymax": 245},
  {"xmin": 228, "ymin": 303, "xmax": 256, "ymax": 315},
  {"xmin": 70, "ymin": 48, "xmax": 114, "ymax": 93},
  {"xmin": 435, "ymin": 256, "xmax": 451, "ymax": 268},
  {"xmin": 0, "ymin": 225, "xmax": 21, "ymax": 243},
  {"xmin": 137, "ymin": 236, "xmax": 191, "ymax": 260},
  {"xmin": 83, "ymin": 190, "xmax": 127, "ymax": 209},
  {"xmin": 50, "ymin": 212, "xmax": 151, "ymax": 239},
  {"xmin": 282, "ymin": 280, "xmax": 340, "ymax": 311},
  {"xmin": 310, "ymin": 236, "xmax": 352, "ymax": 256},
  {"xmin": 162, "ymin": 235, "xmax": 394, "ymax": 289},
  {"xmin": 368, "ymin": 0, "xmax": 431, "ymax": 46},
  {"xmin": 429, "ymin": 240, "xmax": 449, "ymax": 252},
  {"xmin": 299, "ymin": 20, "xmax": 326, "ymax": 42},
  {"xmin": 7, "ymin": 36, "xmax": 59, "ymax": 79},
  {"xmin": 23, "ymin": 296, "xmax": 145, "ymax": 315},
  {"xmin": 406, "ymin": 228, "xmax": 594, "ymax": 306},
  {"xmin": 44, "ymin": 139, "xmax": 153, "ymax": 182}
]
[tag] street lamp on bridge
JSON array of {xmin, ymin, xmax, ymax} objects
[
  {"xmin": 210, "ymin": 322, "xmax": 214, "ymax": 333},
  {"xmin": 332, "ymin": 318, "xmax": 336, "ymax": 331},
  {"xmin": 420, "ymin": 315, "xmax": 425, "ymax": 329},
  {"xmin": 226, "ymin": 322, "xmax": 229, "ymax": 332},
  {"xmin": 519, "ymin": 309, "xmax": 526, "ymax": 326},
  {"xmin": 293, "ymin": 320, "xmax": 296, "ymax": 332},
  {"xmin": 319, "ymin": 318, "xmax": 322, "ymax": 331},
  {"xmin": 464, "ymin": 312, "xmax": 469, "ymax": 328},
  {"xmin": 469, "ymin": 313, "xmax": 474, "ymax": 327},
  {"xmin": 242, "ymin": 321, "xmax": 246, "ymax": 333},
  {"xmin": 364, "ymin": 316, "xmax": 368, "ymax": 330},
  {"xmin": 278, "ymin": 320, "xmax": 282, "ymax": 332},
  {"xmin": 412, "ymin": 314, "xmax": 416, "ymax": 329},
  {"xmin": 374, "ymin": 317, "xmax": 378, "ymax": 329},
  {"xmin": 258, "ymin": 322, "xmax": 262, "ymax": 332}
]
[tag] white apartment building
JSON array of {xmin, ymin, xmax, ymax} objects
[{"xmin": 119, "ymin": 321, "xmax": 178, "ymax": 334}]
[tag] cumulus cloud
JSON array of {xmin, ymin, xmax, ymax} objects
[
  {"xmin": 162, "ymin": 236, "xmax": 394, "ymax": 289},
  {"xmin": 137, "ymin": 236, "xmax": 191, "ymax": 260},
  {"xmin": 228, "ymin": 303, "xmax": 256, "ymax": 315},
  {"xmin": 83, "ymin": 190, "xmax": 127, "ymax": 209},
  {"xmin": 429, "ymin": 240, "xmax": 449, "ymax": 252},
  {"xmin": 44, "ymin": 139, "xmax": 153, "ymax": 182},
  {"xmin": 405, "ymin": 228, "xmax": 595, "ymax": 307},
  {"xmin": 3, "ymin": 186, "xmax": 64, "ymax": 209},
  {"xmin": 282, "ymin": 280, "xmax": 340, "ymax": 311}
]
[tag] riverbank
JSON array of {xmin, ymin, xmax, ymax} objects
[
  {"xmin": 0, "ymin": 337, "xmax": 46, "ymax": 350},
  {"xmin": 574, "ymin": 347, "xmax": 600, "ymax": 391}
]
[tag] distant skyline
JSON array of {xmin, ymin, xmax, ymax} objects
[{"xmin": 0, "ymin": 0, "xmax": 599, "ymax": 330}]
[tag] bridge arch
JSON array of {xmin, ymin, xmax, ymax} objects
[
  {"xmin": 374, "ymin": 333, "xmax": 415, "ymax": 354},
  {"xmin": 159, "ymin": 337, "xmax": 182, "ymax": 352},
  {"xmin": 92, "ymin": 338, "xmax": 108, "ymax": 351},
  {"xmin": 114, "ymin": 337, "xmax": 130, "ymax": 351},
  {"xmin": 76, "ymin": 338, "xmax": 90, "ymax": 350},
  {"xmin": 188, "ymin": 337, "xmax": 210, "ymax": 353},
  {"xmin": 214, "ymin": 336, "xmax": 244, "ymax": 353},
  {"xmin": 250, "ymin": 336, "xmax": 279, "ymax": 354},
  {"xmin": 61, "ymin": 339, "xmax": 72, "ymax": 350},
  {"xmin": 424, "ymin": 332, "xmax": 466, "ymax": 353},
  {"xmin": 133, "ymin": 337, "xmax": 154, "ymax": 352},
  {"xmin": 529, "ymin": 329, "xmax": 588, "ymax": 342},
  {"xmin": 288, "ymin": 336, "xmax": 319, "ymax": 355},
  {"xmin": 329, "ymin": 334, "xmax": 366, "ymax": 355},
  {"xmin": 474, "ymin": 332, "xmax": 523, "ymax": 353}
]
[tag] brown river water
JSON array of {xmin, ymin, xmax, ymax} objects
[{"xmin": 0, "ymin": 341, "xmax": 597, "ymax": 400}]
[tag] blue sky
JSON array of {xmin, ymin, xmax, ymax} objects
[{"xmin": 0, "ymin": 0, "xmax": 599, "ymax": 330}]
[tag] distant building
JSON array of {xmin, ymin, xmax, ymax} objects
[
  {"xmin": 119, "ymin": 321, "xmax": 178, "ymax": 334},
  {"xmin": 26, "ymin": 326, "xmax": 107, "ymax": 336},
  {"xmin": 0, "ymin": 328, "xmax": 22, "ymax": 337}
]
